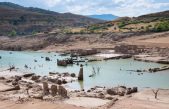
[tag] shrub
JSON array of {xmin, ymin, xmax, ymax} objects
[
  {"xmin": 9, "ymin": 30, "xmax": 17, "ymax": 37},
  {"xmin": 118, "ymin": 22, "xmax": 126, "ymax": 28},
  {"xmin": 153, "ymin": 21, "xmax": 169, "ymax": 32}
]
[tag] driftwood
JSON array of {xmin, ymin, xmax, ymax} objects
[{"xmin": 152, "ymin": 89, "xmax": 160, "ymax": 99}]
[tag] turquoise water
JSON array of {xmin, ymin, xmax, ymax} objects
[{"xmin": 0, "ymin": 50, "xmax": 169, "ymax": 90}]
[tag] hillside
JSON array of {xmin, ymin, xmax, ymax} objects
[
  {"xmin": 81, "ymin": 11, "xmax": 169, "ymax": 33},
  {"xmin": 88, "ymin": 14, "xmax": 118, "ymax": 21},
  {"xmin": 0, "ymin": 2, "xmax": 103, "ymax": 36}
]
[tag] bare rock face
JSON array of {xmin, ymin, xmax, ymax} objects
[
  {"xmin": 51, "ymin": 85, "xmax": 57, "ymax": 96},
  {"xmin": 43, "ymin": 82, "xmax": 49, "ymax": 95},
  {"xmin": 58, "ymin": 85, "xmax": 68, "ymax": 98},
  {"xmin": 78, "ymin": 65, "xmax": 83, "ymax": 80}
]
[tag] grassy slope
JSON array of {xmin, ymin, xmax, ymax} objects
[{"xmin": 74, "ymin": 11, "xmax": 169, "ymax": 33}]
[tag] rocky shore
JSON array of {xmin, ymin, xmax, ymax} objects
[{"xmin": 0, "ymin": 68, "xmax": 139, "ymax": 108}]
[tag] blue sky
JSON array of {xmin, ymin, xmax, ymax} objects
[{"xmin": 0, "ymin": 0, "xmax": 169, "ymax": 17}]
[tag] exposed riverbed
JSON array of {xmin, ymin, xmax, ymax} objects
[{"xmin": 0, "ymin": 50, "xmax": 169, "ymax": 90}]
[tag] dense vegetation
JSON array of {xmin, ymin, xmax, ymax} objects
[{"xmin": 153, "ymin": 21, "xmax": 169, "ymax": 32}]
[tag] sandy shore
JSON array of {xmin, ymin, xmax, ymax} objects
[
  {"xmin": 0, "ymin": 100, "xmax": 86, "ymax": 109},
  {"xmin": 111, "ymin": 89, "xmax": 169, "ymax": 109}
]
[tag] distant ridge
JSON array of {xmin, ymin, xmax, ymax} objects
[
  {"xmin": 0, "ymin": 2, "xmax": 103, "ymax": 36},
  {"xmin": 88, "ymin": 14, "xmax": 118, "ymax": 21}
]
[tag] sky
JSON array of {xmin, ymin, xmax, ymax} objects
[{"xmin": 0, "ymin": 0, "xmax": 169, "ymax": 17}]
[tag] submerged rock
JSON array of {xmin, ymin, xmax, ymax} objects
[
  {"xmin": 45, "ymin": 57, "xmax": 50, "ymax": 61},
  {"xmin": 70, "ymin": 73, "xmax": 76, "ymax": 77}
]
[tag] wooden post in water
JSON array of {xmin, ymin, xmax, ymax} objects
[{"xmin": 78, "ymin": 64, "xmax": 83, "ymax": 81}]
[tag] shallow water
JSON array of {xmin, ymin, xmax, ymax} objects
[{"xmin": 0, "ymin": 50, "xmax": 169, "ymax": 90}]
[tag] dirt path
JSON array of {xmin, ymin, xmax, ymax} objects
[{"xmin": 0, "ymin": 100, "xmax": 86, "ymax": 109}]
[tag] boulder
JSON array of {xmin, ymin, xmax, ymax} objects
[
  {"xmin": 51, "ymin": 85, "xmax": 58, "ymax": 96},
  {"xmin": 126, "ymin": 88, "xmax": 132, "ymax": 95},
  {"xmin": 98, "ymin": 93, "xmax": 105, "ymax": 99},
  {"xmin": 42, "ymin": 82, "xmax": 49, "ymax": 95},
  {"xmin": 107, "ymin": 87, "xmax": 126, "ymax": 96},
  {"xmin": 118, "ymin": 87, "xmax": 125, "ymax": 96},
  {"xmin": 107, "ymin": 89, "xmax": 117, "ymax": 95},
  {"xmin": 131, "ymin": 87, "xmax": 138, "ymax": 93}
]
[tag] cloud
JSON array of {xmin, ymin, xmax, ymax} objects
[{"xmin": 41, "ymin": 0, "xmax": 61, "ymax": 7}]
